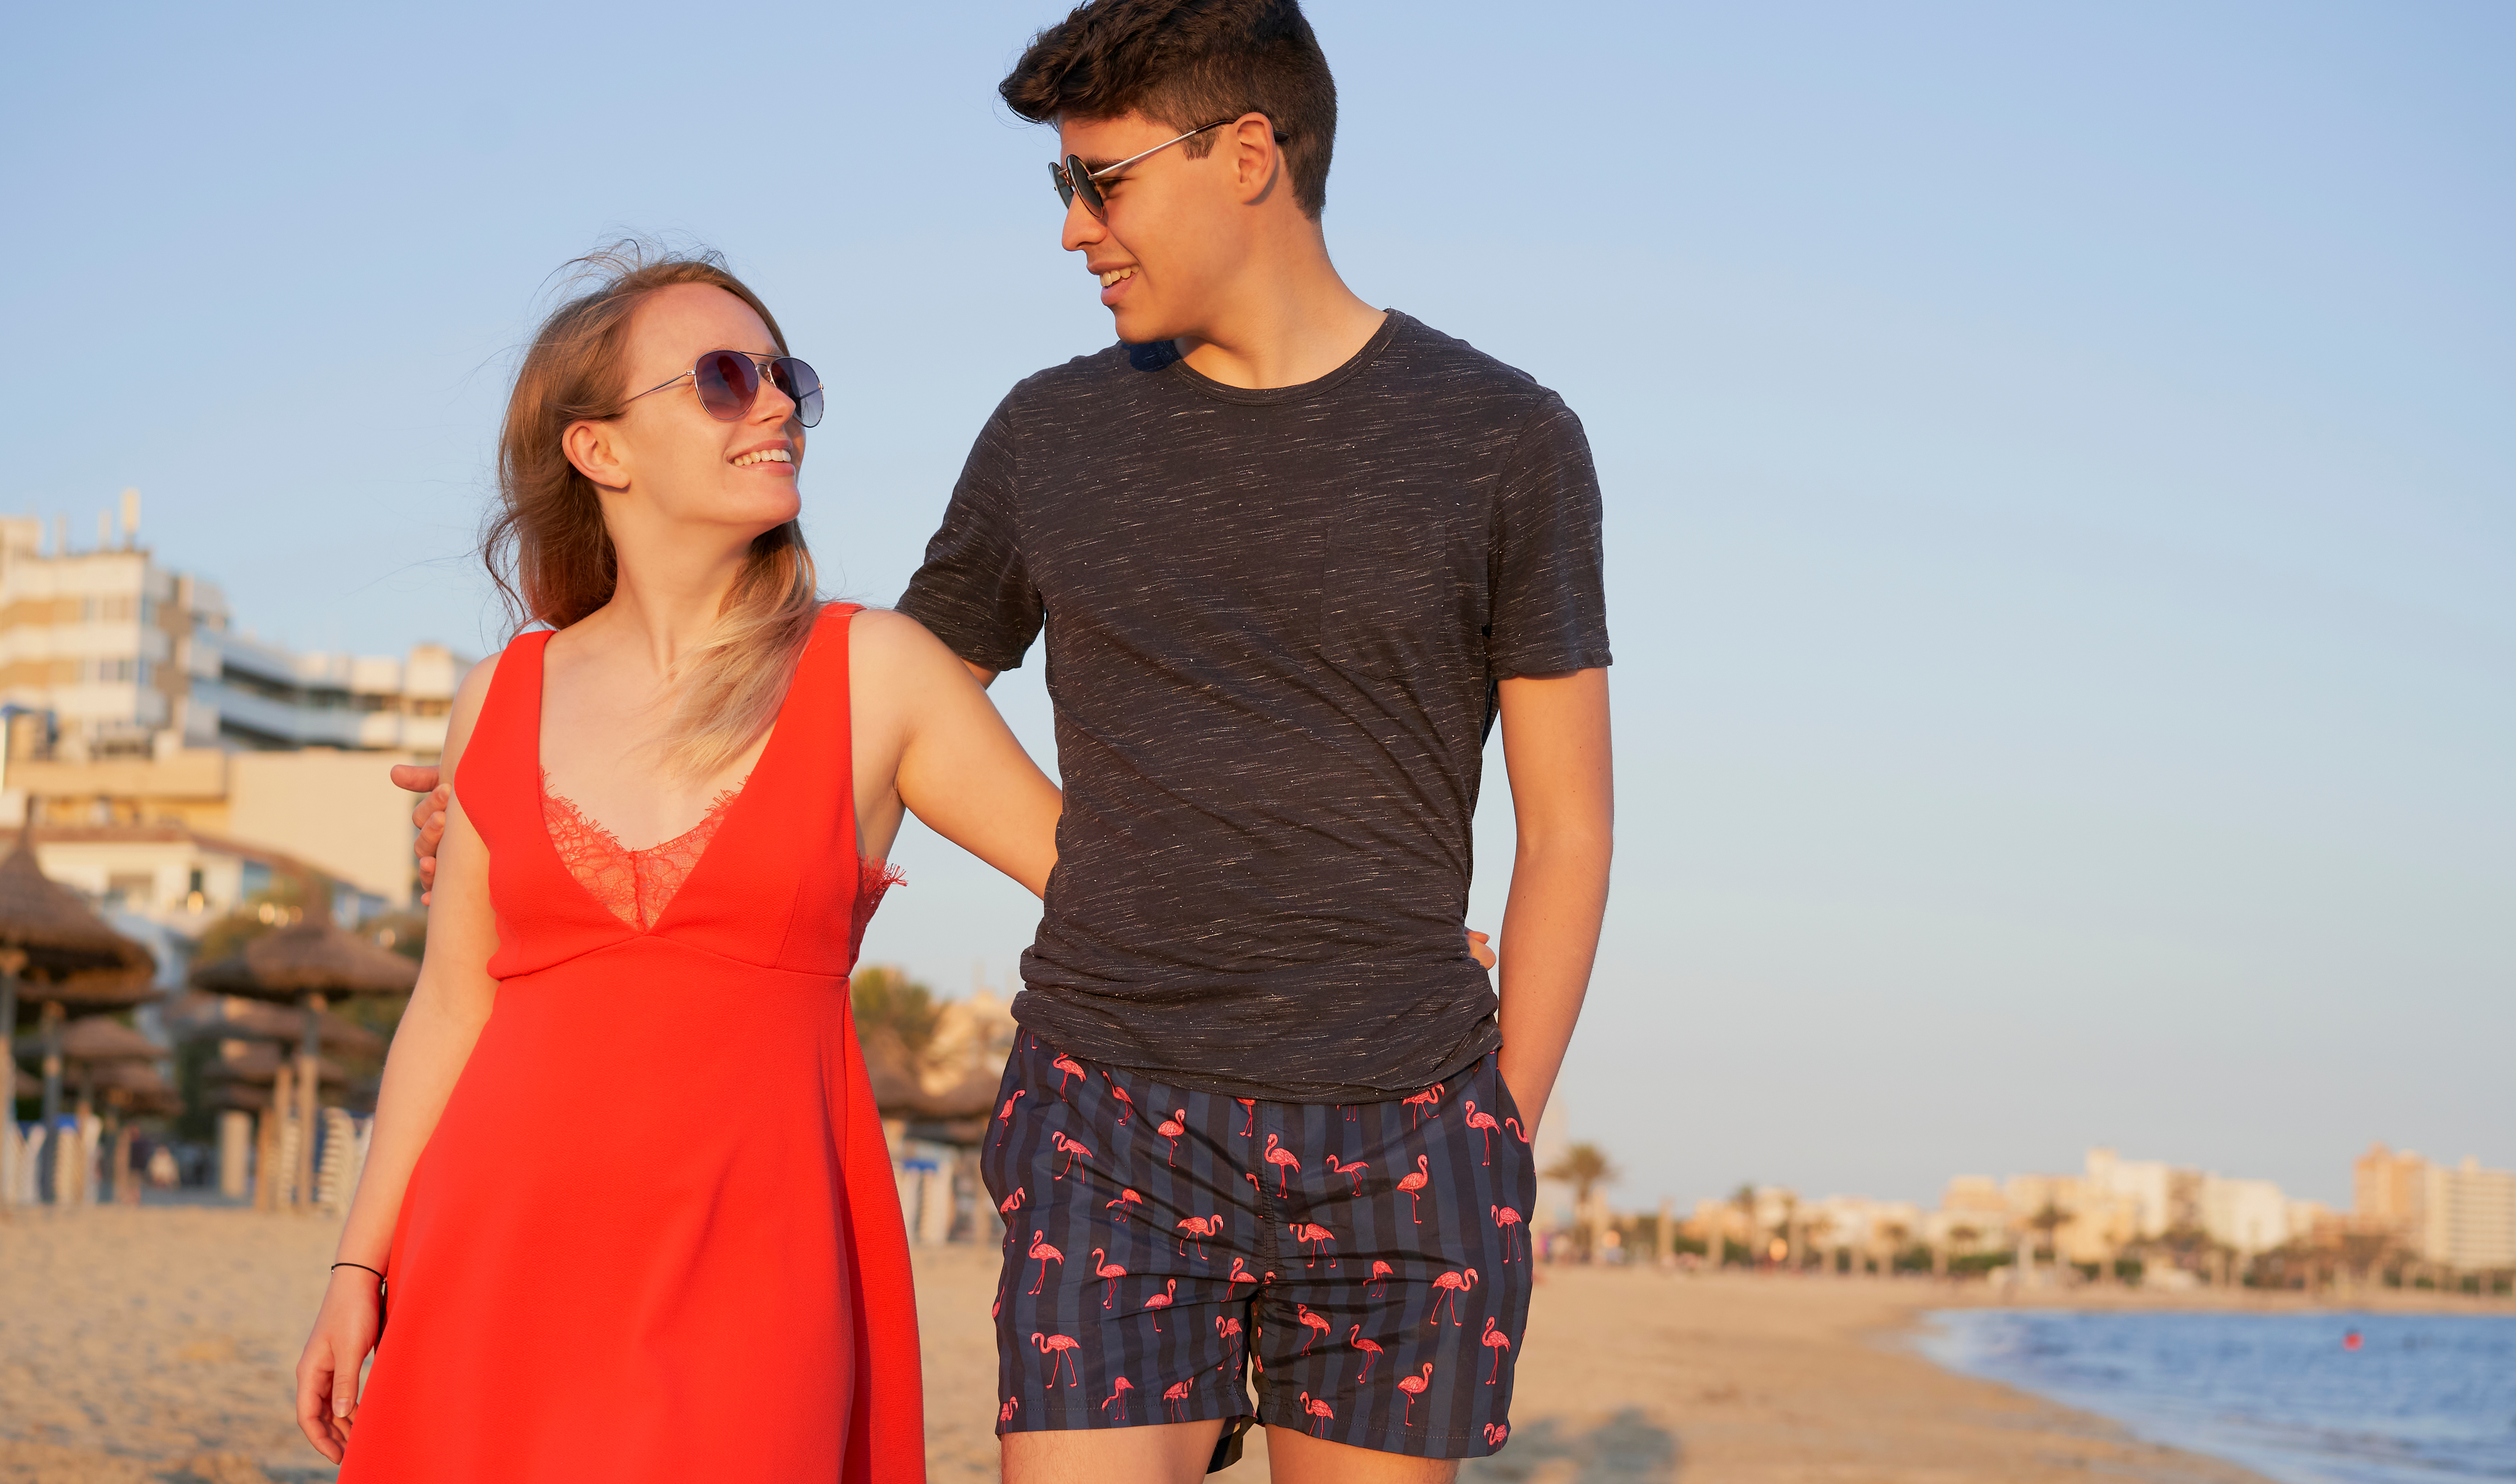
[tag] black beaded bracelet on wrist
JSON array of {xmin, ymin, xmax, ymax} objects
[{"xmin": 332, "ymin": 1261, "xmax": 386, "ymax": 1283}]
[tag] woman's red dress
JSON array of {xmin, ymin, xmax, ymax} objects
[{"xmin": 341, "ymin": 604, "xmax": 924, "ymax": 1483}]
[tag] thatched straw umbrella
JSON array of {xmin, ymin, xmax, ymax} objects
[
  {"xmin": 167, "ymin": 992, "xmax": 385, "ymax": 1056},
  {"xmin": 0, "ymin": 819, "xmax": 157, "ymax": 1205},
  {"xmin": 190, "ymin": 886, "xmax": 414, "ymax": 1210}
]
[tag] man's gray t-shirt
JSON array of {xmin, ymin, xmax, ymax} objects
[{"xmin": 898, "ymin": 311, "xmax": 1610, "ymax": 1102}]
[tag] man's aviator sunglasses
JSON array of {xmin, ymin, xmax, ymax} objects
[
  {"xmin": 1050, "ymin": 118, "xmax": 1288, "ymax": 219},
  {"xmin": 622, "ymin": 350, "xmax": 824, "ymax": 429}
]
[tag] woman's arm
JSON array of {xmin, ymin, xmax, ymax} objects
[
  {"xmin": 852, "ymin": 609, "xmax": 1062, "ymax": 898},
  {"xmin": 294, "ymin": 657, "xmax": 505, "ymax": 1462}
]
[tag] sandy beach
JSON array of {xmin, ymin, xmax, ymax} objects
[{"xmin": 5, "ymin": 1206, "xmax": 2491, "ymax": 1482}]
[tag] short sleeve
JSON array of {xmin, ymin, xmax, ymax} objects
[
  {"xmin": 897, "ymin": 397, "xmax": 1043, "ymax": 672},
  {"xmin": 1488, "ymin": 395, "xmax": 1612, "ymax": 679}
]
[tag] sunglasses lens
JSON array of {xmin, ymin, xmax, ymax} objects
[
  {"xmin": 1050, "ymin": 160, "xmax": 1075, "ymax": 209},
  {"xmin": 772, "ymin": 357, "xmax": 824, "ymax": 430},
  {"xmin": 1066, "ymin": 156, "xmax": 1105, "ymax": 218},
  {"xmin": 691, "ymin": 350, "xmax": 758, "ymax": 421}
]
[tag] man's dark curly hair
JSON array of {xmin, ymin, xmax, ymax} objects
[{"xmin": 1000, "ymin": 0, "xmax": 1338, "ymax": 219}]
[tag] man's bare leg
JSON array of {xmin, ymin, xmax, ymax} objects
[
  {"xmin": 1003, "ymin": 1419, "xmax": 1227, "ymax": 1484},
  {"xmin": 1264, "ymin": 1428, "xmax": 1460, "ymax": 1483}
]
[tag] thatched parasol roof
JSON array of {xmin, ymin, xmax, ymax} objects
[
  {"xmin": 188, "ymin": 892, "xmax": 418, "ymax": 1003},
  {"xmin": 14, "ymin": 1015, "xmax": 163, "ymax": 1064},
  {"xmin": 0, "ymin": 823, "xmax": 157, "ymax": 999},
  {"xmin": 90, "ymin": 1059, "xmax": 179, "ymax": 1115},
  {"xmin": 164, "ymin": 992, "xmax": 385, "ymax": 1054},
  {"xmin": 203, "ymin": 1042, "xmax": 349, "ymax": 1088}
]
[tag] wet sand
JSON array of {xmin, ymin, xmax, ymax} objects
[{"xmin": 10, "ymin": 1206, "xmax": 2487, "ymax": 1482}]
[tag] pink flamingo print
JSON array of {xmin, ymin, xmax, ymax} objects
[
  {"xmin": 1396, "ymin": 1155, "xmax": 1431, "ymax": 1223},
  {"xmin": 1235, "ymin": 1098, "xmax": 1257, "ymax": 1137},
  {"xmin": 1346, "ymin": 1324, "xmax": 1383, "ymax": 1382},
  {"xmin": 998, "ymin": 1187, "xmax": 1028, "ymax": 1246},
  {"xmin": 1050, "ymin": 1129, "xmax": 1093, "ymax": 1180},
  {"xmin": 1157, "ymin": 1109, "xmax": 1188, "ymax": 1166},
  {"xmin": 1091, "ymin": 1248, "xmax": 1127, "ymax": 1310},
  {"xmin": 1492, "ymin": 1205, "xmax": 1524, "ymax": 1261},
  {"xmin": 1290, "ymin": 1221, "xmax": 1337, "ymax": 1269},
  {"xmin": 1102, "ymin": 1074, "xmax": 1135, "ymax": 1126},
  {"xmin": 1403, "ymin": 1082, "xmax": 1444, "ymax": 1127},
  {"xmin": 1104, "ymin": 1188, "xmax": 1143, "ymax": 1224},
  {"xmin": 1175, "ymin": 1213, "xmax": 1222, "ymax": 1261},
  {"xmin": 1142, "ymin": 1277, "xmax": 1176, "ymax": 1332},
  {"xmin": 1429, "ymin": 1266, "xmax": 1480, "ymax": 1325},
  {"xmin": 993, "ymin": 1090, "xmax": 1024, "ymax": 1146},
  {"xmin": 1243, "ymin": 1171, "xmax": 1263, "ymax": 1199},
  {"xmin": 1298, "ymin": 1391, "xmax": 1334, "ymax": 1437},
  {"xmin": 1366, "ymin": 1260, "xmax": 1394, "ymax": 1299},
  {"xmin": 1227, "ymin": 1256, "xmax": 1259, "ymax": 1286},
  {"xmin": 1215, "ymin": 1315, "xmax": 1245, "ymax": 1375},
  {"xmin": 1461, "ymin": 1100, "xmax": 1501, "ymax": 1165},
  {"xmin": 1100, "ymin": 1376, "xmax": 1134, "ymax": 1422},
  {"xmin": 1324, "ymin": 1154, "xmax": 1369, "ymax": 1194},
  {"xmin": 1031, "ymin": 1332, "xmax": 1081, "ymax": 1387},
  {"xmin": 1050, "ymin": 1053, "xmax": 1085, "ymax": 1098},
  {"xmin": 1025, "ymin": 1230, "xmax": 1064, "ymax": 1295},
  {"xmin": 1000, "ymin": 1396, "xmax": 1019, "ymax": 1425},
  {"xmin": 1481, "ymin": 1316, "xmax": 1512, "ymax": 1382},
  {"xmin": 1503, "ymin": 1115, "xmax": 1531, "ymax": 1145},
  {"xmin": 1163, "ymin": 1379, "xmax": 1193, "ymax": 1421},
  {"xmin": 1263, "ymin": 1132, "xmax": 1302, "ymax": 1193},
  {"xmin": 1295, "ymin": 1303, "xmax": 1332, "ymax": 1354},
  {"xmin": 1483, "ymin": 1422, "xmax": 1508, "ymax": 1447},
  {"xmin": 1396, "ymin": 1363, "xmax": 1433, "ymax": 1425}
]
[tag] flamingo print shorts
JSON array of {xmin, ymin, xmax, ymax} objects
[{"xmin": 981, "ymin": 1033, "xmax": 1537, "ymax": 1463}]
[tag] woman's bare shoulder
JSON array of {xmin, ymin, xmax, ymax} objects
[{"xmin": 843, "ymin": 605, "xmax": 962, "ymax": 678}]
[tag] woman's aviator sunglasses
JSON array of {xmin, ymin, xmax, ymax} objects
[
  {"xmin": 623, "ymin": 350, "xmax": 824, "ymax": 429},
  {"xmin": 1050, "ymin": 118, "xmax": 1286, "ymax": 220}
]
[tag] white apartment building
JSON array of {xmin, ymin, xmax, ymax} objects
[
  {"xmin": 2423, "ymin": 1157, "xmax": 2516, "ymax": 1271},
  {"xmin": 0, "ymin": 496, "xmax": 468, "ymax": 911},
  {"xmin": 0, "ymin": 502, "xmax": 457, "ymax": 764}
]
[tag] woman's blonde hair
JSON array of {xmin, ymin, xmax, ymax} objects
[{"xmin": 484, "ymin": 244, "xmax": 821, "ymax": 780}]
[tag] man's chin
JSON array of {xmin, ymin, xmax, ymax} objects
[{"xmin": 1110, "ymin": 306, "xmax": 1182, "ymax": 347}]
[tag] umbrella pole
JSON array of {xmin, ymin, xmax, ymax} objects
[
  {"xmin": 75, "ymin": 1064, "xmax": 95, "ymax": 1206},
  {"xmin": 0, "ymin": 958, "xmax": 18, "ymax": 1212},
  {"xmin": 294, "ymin": 991, "xmax": 325, "ymax": 1214},
  {"xmin": 37, "ymin": 1000, "xmax": 64, "ymax": 1204}
]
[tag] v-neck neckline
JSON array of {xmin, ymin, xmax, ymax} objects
[{"xmin": 525, "ymin": 630, "xmax": 796, "ymax": 937}]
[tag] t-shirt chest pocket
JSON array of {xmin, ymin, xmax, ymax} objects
[{"xmin": 1315, "ymin": 492, "xmax": 1476, "ymax": 680}]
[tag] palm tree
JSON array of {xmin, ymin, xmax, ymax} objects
[
  {"xmin": 1543, "ymin": 1142, "xmax": 1620, "ymax": 1261},
  {"xmin": 1727, "ymin": 1182, "xmax": 1758, "ymax": 1270},
  {"xmin": 2027, "ymin": 1200, "xmax": 2069, "ymax": 1273}
]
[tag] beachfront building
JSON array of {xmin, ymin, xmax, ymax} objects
[
  {"xmin": 2356, "ymin": 1144, "xmax": 2516, "ymax": 1272},
  {"xmin": 2085, "ymin": 1146, "xmax": 2202, "ymax": 1239},
  {"xmin": 2198, "ymin": 1176, "xmax": 2291, "ymax": 1256},
  {"xmin": 0, "ymin": 498, "xmax": 465, "ymax": 911}
]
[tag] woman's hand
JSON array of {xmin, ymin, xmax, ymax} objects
[{"xmin": 295, "ymin": 1267, "xmax": 384, "ymax": 1462}]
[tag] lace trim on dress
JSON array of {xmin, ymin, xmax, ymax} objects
[{"xmin": 541, "ymin": 773, "xmax": 746, "ymax": 932}]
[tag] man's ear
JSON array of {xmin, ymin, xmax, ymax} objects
[
  {"xmin": 562, "ymin": 418, "xmax": 630, "ymax": 491},
  {"xmin": 1229, "ymin": 114, "xmax": 1282, "ymax": 207}
]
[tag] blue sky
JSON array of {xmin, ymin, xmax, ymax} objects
[{"xmin": 4, "ymin": 2, "xmax": 2507, "ymax": 1209}]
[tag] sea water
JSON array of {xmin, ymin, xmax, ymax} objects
[{"xmin": 1916, "ymin": 1308, "xmax": 2516, "ymax": 1483}]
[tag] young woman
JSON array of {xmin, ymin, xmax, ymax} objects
[{"xmin": 292, "ymin": 248, "xmax": 1060, "ymax": 1483}]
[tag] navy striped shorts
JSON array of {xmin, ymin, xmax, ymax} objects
[{"xmin": 981, "ymin": 1033, "xmax": 1536, "ymax": 1461}]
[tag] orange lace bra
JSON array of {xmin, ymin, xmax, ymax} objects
[
  {"xmin": 541, "ymin": 772, "xmax": 905, "ymax": 934},
  {"xmin": 541, "ymin": 774, "xmax": 745, "ymax": 932}
]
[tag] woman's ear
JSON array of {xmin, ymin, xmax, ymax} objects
[{"xmin": 562, "ymin": 419, "xmax": 630, "ymax": 491}]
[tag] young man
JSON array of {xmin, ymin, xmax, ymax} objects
[
  {"xmin": 402, "ymin": 2, "xmax": 1608, "ymax": 1477},
  {"xmin": 923, "ymin": 5, "xmax": 1611, "ymax": 1479}
]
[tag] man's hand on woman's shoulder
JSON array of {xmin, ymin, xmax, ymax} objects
[{"xmin": 391, "ymin": 764, "xmax": 449, "ymax": 903}]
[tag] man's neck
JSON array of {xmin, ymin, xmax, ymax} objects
[{"xmin": 1173, "ymin": 233, "xmax": 1385, "ymax": 391}]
